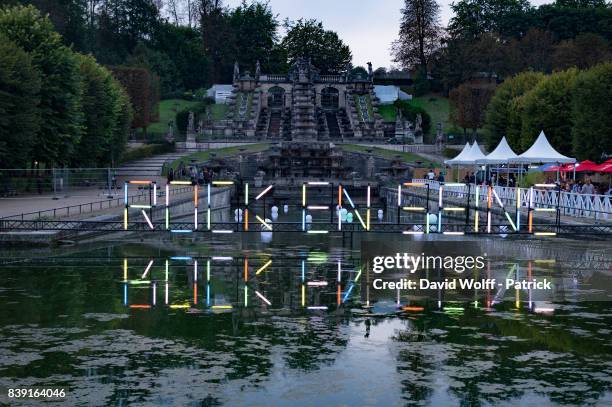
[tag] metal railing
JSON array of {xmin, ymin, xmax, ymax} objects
[
  {"xmin": 0, "ymin": 185, "xmax": 196, "ymax": 221},
  {"xmin": 411, "ymin": 179, "xmax": 611, "ymax": 221}
]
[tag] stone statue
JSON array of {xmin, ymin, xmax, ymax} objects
[
  {"xmin": 233, "ymin": 61, "xmax": 240, "ymax": 82},
  {"xmin": 187, "ymin": 111, "xmax": 195, "ymax": 133},
  {"xmin": 165, "ymin": 121, "xmax": 174, "ymax": 143},
  {"xmin": 344, "ymin": 63, "xmax": 352, "ymax": 81},
  {"xmin": 255, "ymin": 60, "xmax": 261, "ymax": 79},
  {"xmin": 415, "ymin": 114, "xmax": 423, "ymax": 134},
  {"xmin": 367, "ymin": 62, "xmax": 373, "ymax": 79},
  {"xmin": 366, "ymin": 156, "xmax": 375, "ymax": 179},
  {"xmin": 435, "ymin": 122, "xmax": 444, "ymax": 147},
  {"xmin": 197, "ymin": 119, "xmax": 203, "ymax": 135}
]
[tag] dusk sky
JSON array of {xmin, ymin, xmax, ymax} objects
[{"xmin": 226, "ymin": 0, "xmax": 551, "ymax": 69}]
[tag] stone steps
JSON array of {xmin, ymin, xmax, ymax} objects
[{"xmin": 115, "ymin": 152, "xmax": 190, "ymax": 177}]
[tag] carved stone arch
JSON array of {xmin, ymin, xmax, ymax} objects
[
  {"xmin": 321, "ymin": 87, "xmax": 339, "ymax": 109},
  {"xmin": 267, "ymin": 86, "xmax": 285, "ymax": 108}
]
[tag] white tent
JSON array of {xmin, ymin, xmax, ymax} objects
[
  {"xmin": 444, "ymin": 142, "xmax": 471, "ymax": 165},
  {"xmin": 477, "ymin": 136, "xmax": 518, "ymax": 164},
  {"xmin": 446, "ymin": 141, "xmax": 486, "ymax": 165},
  {"xmin": 510, "ymin": 131, "xmax": 576, "ymax": 164},
  {"xmin": 462, "ymin": 141, "xmax": 487, "ymax": 163}
]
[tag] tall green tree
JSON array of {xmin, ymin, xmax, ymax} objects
[
  {"xmin": 200, "ymin": 0, "xmax": 228, "ymax": 83},
  {"xmin": 484, "ymin": 71, "xmax": 545, "ymax": 150},
  {"xmin": 228, "ymin": 1, "xmax": 279, "ymax": 73},
  {"xmin": 75, "ymin": 53, "xmax": 132, "ymax": 166},
  {"xmin": 571, "ymin": 62, "xmax": 612, "ymax": 160},
  {"xmin": 280, "ymin": 19, "xmax": 352, "ymax": 74},
  {"xmin": 392, "ymin": 0, "xmax": 442, "ymax": 71},
  {"xmin": 531, "ymin": 3, "xmax": 612, "ymax": 42},
  {"xmin": 24, "ymin": 0, "xmax": 88, "ymax": 50},
  {"xmin": 152, "ymin": 22, "xmax": 209, "ymax": 91},
  {"xmin": 519, "ymin": 68, "xmax": 579, "ymax": 155},
  {"xmin": 448, "ymin": 0, "xmax": 532, "ymax": 40},
  {"xmin": 0, "ymin": 5, "xmax": 83, "ymax": 167},
  {"xmin": 95, "ymin": 0, "xmax": 160, "ymax": 64},
  {"xmin": 513, "ymin": 28, "xmax": 555, "ymax": 73},
  {"xmin": 553, "ymin": 33, "xmax": 611, "ymax": 70},
  {"xmin": 0, "ymin": 34, "xmax": 41, "ymax": 168}
]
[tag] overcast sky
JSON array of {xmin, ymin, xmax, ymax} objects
[{"xmin": 225, "ymin": 0, "xmax": 552, "ymax": 68}]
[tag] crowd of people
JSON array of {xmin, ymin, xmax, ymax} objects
[
  {"xmin": 558, "ymin": 178, "xmax": 611, "ymax": 195},
  {"xmin": 166, "ymin": 165, "xmax": 214, "ymax": 186},
  {"xmin": 425, "ymin": 167, "xmax": 611, "ymax": 196}
]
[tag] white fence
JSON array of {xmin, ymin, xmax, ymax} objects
[{"xmin": 411, "ymin": 179, "xmax": 611, "ymax": 221}]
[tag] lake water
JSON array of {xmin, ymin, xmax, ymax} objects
[{"xmin": 0, "ymin": 234, "xmax": 610, "ymax": 406}]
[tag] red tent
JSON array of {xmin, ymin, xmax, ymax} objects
[
  {"xmin": 574, "ymin": 160, "xmax": 599, "ymax": 172},
  {"xmin": 593, "ymin": 159, "xmax": 612, "ymax": 173},
  {"xmin": 545, "ymin": 160, "xmax": 611, "ymax": 173}
]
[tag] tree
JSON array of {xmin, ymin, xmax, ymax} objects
[
  {"xmin": 75, "ymin": 54, "xmax": 132, "ymax": 166},
  {"xmin": 519, "ymin": 68, "xmax": 579, "ymax": 155},
  {"xmin": 531, "ymin": 3, "xmax": 612, "ymax": 42},
  {"xmin": 0, "ymin": 34, "xmax": 41, "ymax": 168},
  {"xmin": 110, "ymin": 66, "xmax": 153, "ymax": 132},
  {"xmin": 514, "ymin": 28, "xmax": 555, "ymax": 72},
  {"xmin": 0, "ymin": 5, "xmax": 83, "ymax": 167},
  {"xmin": 149, "ymin": 22, "xmax": 209, "ymax": 92},
  {"xmin": 280, "ymin": 19, "xmax": 352, "ymax": 74},
  {"xmin": 484, "ymin": 71, "xmax": 545, "ymax": 150},
  {"xmin": 26, "ymin": 0, "xmax": 88, "ymax": 51},
  {"xmin": 449, "ymin": 82, "xmax": 496, "ymax": 141},
  {"xmin": 571, "ymin": 62, "xmax": 612, "ymax": 160},
  {"xmin": 448, "ymin": 0, "xmax": 532, "ymax": 40},
  {"xmin": 199, "ymin": 0, "xmax": 227, "ymax": 82},
  {"xmin": 95, "ymin": 0, "xmax": 161, "ymax": 64},
  {"xmin": 351, "ymin": 66, "xmax": 368, "ymax": 77},
  {"xmin": 553, "ymin": 33, "xmax": 611, "ymax": 70},
  {"xmin": 126, "ymin": 42, "xmax": 180, "ymax": 95},
  {"xmin": 228, "ymin": 1, "xmax": 279, "ymax": 74},
  {"xmin": 391, "ymin": 0, "xmax": 441, "ymax": 71}
]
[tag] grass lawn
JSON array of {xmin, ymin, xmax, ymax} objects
[
  {"xmin": 210, "ymin": 104, "xmax": 228, "ymax": 120},
  {"xmin": 166, "ymin": 143, "xmax": 271, "ymax": 172},
  {"xmin": 148, "ymin": 99, "xmax": 201, "ymax": 133},
  {"xmin": 406, "ymin": 94, "xmax": 451, "ymax": 135},
  {"xmin": 375, "ymin": 94, "xmax": 451, "ymax": 137},
  {"xmin": 339, "ymin": 144, "xmax": 440, "ymax": 168},
  {"xmin": 377, "ymin": 104, "xmax": 397, "ymax": 122}
]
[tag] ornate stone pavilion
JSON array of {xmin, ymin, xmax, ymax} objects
[{"xmin": 211, "ymin": 58, "xmax": 385, "ymax": 140}]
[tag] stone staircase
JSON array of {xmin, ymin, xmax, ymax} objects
[
  {"xmin": 256, "ymin": 107, "xmax": 269, "ymax": 137},
  {"xmin": 290, "ymin": 81, "xmax": 317, "ymax": 140},
  {"xmin": 337, "ymin": 108, "xmax": 353, "ymax": 138},
  {"xmin": 325, "ymin": 111, "xmax": 341, "ymax": 139},
  {"xmin": 114, "ymin": 152, "xmax": 190, "ymax": 179},
  {"xmin": 267, "ymin": 110, "xmax": 282, "ymax": 138}
]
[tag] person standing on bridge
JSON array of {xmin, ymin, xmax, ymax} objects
[
  {"xmin": 427, "ymin": 169, "xmax": 435, "ymax": 180},
  {"xmin": 581, "ymin": 179, "xmax": 595, "ymax": 195}
]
